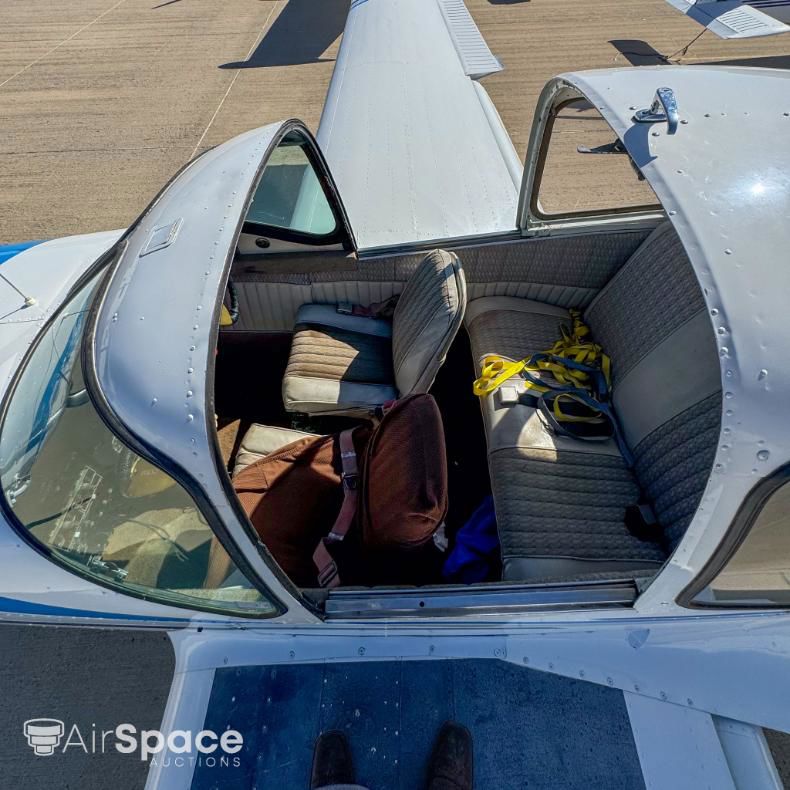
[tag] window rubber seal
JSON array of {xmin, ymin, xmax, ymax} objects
[{"xmin": 677, "ymin": 463, "xmax": 790, "ymax": 609}]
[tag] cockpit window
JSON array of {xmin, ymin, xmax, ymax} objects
[
  {"xmin": 245, "ymin": 129, "xmax": 338, "ymax": 237},
  {"xmin": 0, "ymin": 268, "xmax": 276, "ymax": 617},
  {"xmin": 691, "ymin": 477, "xmax": 790, "ymax": 608},
  {"xmin": 535, "ymin": 98, "xmax": 661, "ymax": 218}
]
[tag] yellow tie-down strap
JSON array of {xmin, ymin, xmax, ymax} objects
[
  {"xmin": 472, "ymin": 310, "xmax": 611, "ymax": 411},
  {"xmin": 220, "ymin": 304, "xmax": 234, "ymax": 327}
]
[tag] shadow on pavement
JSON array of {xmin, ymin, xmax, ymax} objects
[
  {"xmin": 610, "ymin": 39, "xmax": 668, "ymax": 65},
  {"xmin": 220, "ymin": 0, "xmax": 350, "ymax": 69},
  {"xmin": 611, "ymin": 38, "xmax": 790, "ymax": 69},
  {"xmin": 710, "ymin": 53, "xmax": 790, "ymax": 68}
]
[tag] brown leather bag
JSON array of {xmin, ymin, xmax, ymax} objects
[
  {"xmin": 359, "ymin": 393, "xmax": 448, "ymax": 550},
  {"xmin": 233, "ymin": 394, "xmax": 447, "ymax": 588},
  {"xmin": 231, "ymin": 431, "xmax": 359, "ymax": 587}
]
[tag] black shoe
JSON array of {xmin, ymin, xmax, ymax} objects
[
  {"xmin": 311, "ymin": 730, "xmax": 355, "ymax": 788},
  {"xmin": 428, "ymin": 722, "xmax": 473, "ymax": 790}
]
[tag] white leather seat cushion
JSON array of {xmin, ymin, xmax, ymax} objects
[
  {"xmin": 282, "ymin": 304, "xmax": 397, "ymax": 415},
  {"xmin": 465, "ymin": 296, "xmax": 622, "ymax": 458},
  {"xmin": 233, "ymin": 424, "xmax": 317, "ymax": 477}
]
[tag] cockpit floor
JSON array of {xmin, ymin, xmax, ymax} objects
[{"xmin": 193, "ymin": 658, "xmax": 645, "ymax": 790}]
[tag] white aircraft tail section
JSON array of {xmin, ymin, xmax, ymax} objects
[{"xmin": 665, "ymin": 0, "xmax": 790, "ymax": 38}]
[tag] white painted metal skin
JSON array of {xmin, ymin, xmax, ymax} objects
[
  {"xmin": 0, "ymin": 127, "xmax": 317, "ymax": 628},
  {"xmin": 0, "ymin": 230, "xmax": 122, "ymax": 400},
  {"xmin": 0, "ymin": 12, "xmax": 789, "ymax": 785},
  {"xmin": 664, "ymin": 0, "xmax": 790, "ymax": 39},
  {"xmin": 317, "ymin": 0, "xmax": 520, "ymax": 249},
  {"xmin": 435, "ymin": 0, "xmax": 504, "ymax": 79},
  {"xmin": 93, "ymin": 123, "xmax": 319, "ymax": 624},
  {"xmin": 543, "ymin": 67, "xmax": 790, "ymax": 617}
]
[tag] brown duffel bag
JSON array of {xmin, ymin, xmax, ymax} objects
[{"xmin": 231, "ymin": 394, "xmax": 447, "ymax": 588}]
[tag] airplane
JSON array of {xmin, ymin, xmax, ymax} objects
[
  {"xmin": 1, "ymin": 0, "xmax": 789, "ymax": 786},
  {"xmin": 664, "ymin": 0, "xmax": 790, "ymax": 39}
]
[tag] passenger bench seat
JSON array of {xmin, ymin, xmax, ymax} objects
[{"xmin": 465, "ymin": 223, "xmax": 722, "ymax": 582}]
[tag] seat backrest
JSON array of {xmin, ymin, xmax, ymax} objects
[
  {"xmin": 585, "ymin": 223, "xmax": 721, "ymax": 550},
  {"xmin": 391, "ymin": 249, "xmax": 467, "ymax": 395}
]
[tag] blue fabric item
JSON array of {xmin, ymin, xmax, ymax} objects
[
  {"xmin": 443, "ymin": 496, "xmax": 499, "ymax": 583},
  {"xmin": 0, "ymin": 240, "xmax": 44, "ymax": 265}
]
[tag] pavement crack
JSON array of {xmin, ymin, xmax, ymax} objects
[
  {"xmin": 0, "ymin": 0, "xmax": 130, "ymax": 91},
  {"xmin": 189, "ymin": 1, "xmax": 281, "ymax": 159}
]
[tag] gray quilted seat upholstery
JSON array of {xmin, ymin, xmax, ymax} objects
[
  {"xmin": 465, "ymin": 223, "xmax": 722, "ymax": 582},
  {"xmin": 283, "ymin": 249, "xmax": 466, "ymax": 415}
]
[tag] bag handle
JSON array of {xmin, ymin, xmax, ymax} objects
[{"xmin": 313, "ymin": 429, "xmax": 358, "ymax": 588}]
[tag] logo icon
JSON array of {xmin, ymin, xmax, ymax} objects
[{"xmin": 23, "ymin": 719, "xmax": 64, "ymax": 756}]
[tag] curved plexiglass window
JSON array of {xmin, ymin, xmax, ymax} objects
[
  {"xmin": 694, "ymin": 479, "xmax": 790, "ymax": 607},
  {"xmin": 535, "ymin": 98, "xmax": 660, "ymax": 218},
  {"xmin": 245, "ymin": 130, "xmax": 338, "ymax": 236},
  {"xmin": 0, "ymin": 270, "xmax": 276, "ymax": 617}
]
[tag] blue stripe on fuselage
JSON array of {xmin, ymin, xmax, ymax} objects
[
  {"xmin": 0, "ymin": 595, "xmax": 188, "ymax": 622},
  {"xmin": 0, "ymin": 240, "xmax": 45, "ymax": 265}
]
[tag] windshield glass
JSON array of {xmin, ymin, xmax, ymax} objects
[{"xmin": 0, "ymin": 265, "xmax": 276, "ymax": 617}]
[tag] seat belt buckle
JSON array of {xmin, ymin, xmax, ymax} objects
[
  {"xmin": 495, "ymin": 385, "xmax": 521, "ymax": 407},
  {"xmin": 336, "ymin": 301, "xmax": 353, "ymax": 315},
  {"xmin": 317, "ymin": 559, "xmax": 340, "ymax": 588},
  {"xmin": 341, "ymin": 471, "xmax": 359, "ymax": 491},
  {"xmin": 625, "ymin": 503, "xmax": 661, "ymax": 541}
]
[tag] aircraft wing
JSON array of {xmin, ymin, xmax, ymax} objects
[
  {"xmin": 665, "ymin": 0, "xmax": 790, "ymax": 38},
  {"xmin": 317, "ymin": 0, "xmax": 520, "ymax": 250}
]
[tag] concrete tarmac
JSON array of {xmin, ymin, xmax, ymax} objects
[{"xmin": 2, "ymin": 0, "xmax": 788, "ymax": 242}]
